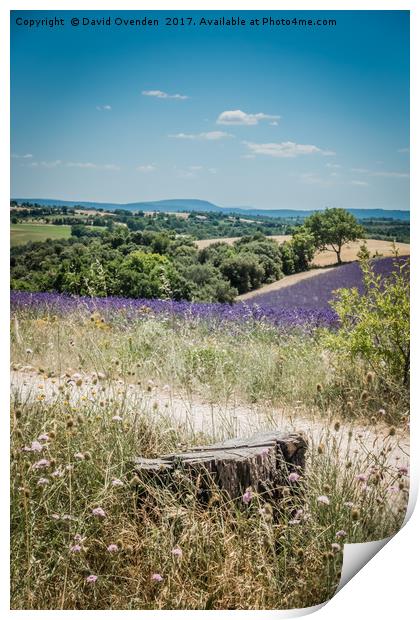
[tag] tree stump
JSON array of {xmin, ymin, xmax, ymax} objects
[{"xmin": 134, "ymin": 430, "xmax": 307, "ymax": 505}]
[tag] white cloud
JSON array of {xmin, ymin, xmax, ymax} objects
[
  {"xmin": 12, "ymin": 153, "xmax": 33, "ymax": 159},
  {"xmin": 142, "ymin": 89, "xmax": 188, "ymax": 100},
  {"xmin": 96, "ymin": 105, "xmax": 112, "ymax": 111},
  {"xmin": 351, "ymin": 168, "xmax": 369, "ymax": 173},
  {"xmin": 136, "ymin": 164, "xmax": 156, "ymax": 173},
  {"xmin": 370, "ymin": 171, "xmax": 409, "ymax": 178},
  {"xmin": 326, "ymin": 163, "xmax": 341, "ymax": 169},
  {"xmin": 243, "ymin": 141, "xmax": 335, "ymax": 158},
  {"xmin": 66, "ymin": 162, "xmax": 120, "ymax": 170},
  {"xmin": 29, "ymin": 160, "xmax": 62, "ymax": 168},
  {"xmin": 169, "ymin": 131, "xmax": 232, "ymax": 141},
  {"xmin": 397, "ymin": 147, "xmax": 409, "ymax": 153},
  {"xmin": 208, "ymin": 168, "xmax": 217, "ymax": 174},
  {"xmin": 217, "ymin": 109, "xmax": 281, "ymax": 126},
  {"xmin": 351, "ymin": 180, "xmax": 369, "ymax": 186},
  {"xmin": 269, "ymin": 121, "xmax": 279, "ymax": 126}
]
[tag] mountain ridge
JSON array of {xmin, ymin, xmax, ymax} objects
[{"xmin": 11, "ymin": 197, "xmax": 410, "ymax": 221}]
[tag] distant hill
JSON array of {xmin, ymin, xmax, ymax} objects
[{"xmin": 12, "ymin": 198, "xmax": 410, "ymax": 221}]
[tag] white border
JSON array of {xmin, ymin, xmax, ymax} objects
[{"xmin": 1, "ymin": 2, "xmax": 417, "ymax": 619}]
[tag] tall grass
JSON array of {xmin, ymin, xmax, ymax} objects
[{"xmin": 10, "ymin": 307, "xmax": 409, "ymax": 609}]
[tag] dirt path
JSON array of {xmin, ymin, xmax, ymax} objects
[
  {"xmin": 11, "ymin": 369, "xmax": 409, "ymax": 471},
  {"xmin": 237, "ymin": 266, "xmax": 336, "ymax": 301}
]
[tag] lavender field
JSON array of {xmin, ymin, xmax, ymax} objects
[{"xmin": 247, "ymin": 256, "xmax": 409, "ymax": 311}]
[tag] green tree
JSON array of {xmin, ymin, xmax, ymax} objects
[
  {"xmin": 116, "ymin": 251, "xmax": 174, "ymax": 299},
  {"xmin": 304, "ymin": 208, "xmax": 364, "ymax": 264},
  {"xmin": 220, "ymin": 253, "xmax": 265, "ymax": 294}
]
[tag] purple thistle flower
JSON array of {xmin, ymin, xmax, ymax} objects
[
  {"xmin": 317, "ymin": 495, "xmax": 330, "ymax": 505},
  {"xmin": 171, "ymin": 546, "xmax": 182, "ymax": 557},
  {"xmin": 92, "ymin": 507, "xmax": 106, "ymax": 518},
  {"xmin": 31, "ymin": 440, "xmax": 43, "ymax": 452},
  {"xmin": 32, "ymin": 459, "xmax": 50, "ymax": 469},
  {"xmin": 151, "ymin": 573, "xmax": 163, "ymax": 582},
  {"xmin": 70, "ymin": 544, "xmax": 82, "ymax": 553},
  {"xmin": 335, "ymin": 530, "xmax": 347, "ymax": 538},
  {"xmin": 111, "ymin": 478, "xmax": 124, "ymax": 487},
  {"xmin": 356, "ymin": 473, "xmax": 369, "ymax": 483},
  {"xmin": 107, "ymin": 544, "xmax": 118, "ymax": 553},
  {"xmin": 398, "ymin": 466, "xmax": 409, "ymax": 476},
  {"xmin": 288, "ymin": 472, "xmax": 301, "ymax": 483},
  {"xmin": 38, "ymin": 434, "xmax": 49, "ymax": 442},
  {"xmin": 86, "ymin": 574, "xmax": 98, "ymax": 583},
  {"xmin": 37, "ymin": 477, "xmax": 49, "ymax": 486},
  {"xmin": 242, "ymin": 488, "xmax": 253, "ymax": 504}
]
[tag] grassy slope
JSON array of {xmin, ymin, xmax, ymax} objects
[{"xmin": 11, "ymin": 223, "xmax": 72, "ymax": 246}]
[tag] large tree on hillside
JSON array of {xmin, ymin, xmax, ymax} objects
[{"xmin": 304, "ymin": 208, "xmax": 365, "ymax": 264}]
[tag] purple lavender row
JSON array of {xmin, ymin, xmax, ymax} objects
[{"xmin": 10, "ymin": 290, "xmax": 338, "ymax": 329}]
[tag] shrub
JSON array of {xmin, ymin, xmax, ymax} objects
[{"xmin": 324, "ymin": 257, "xmax": 409, "ymax": 387}]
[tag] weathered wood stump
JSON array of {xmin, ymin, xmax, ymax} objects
[{"xmin": 134, "ymin": 430, "xmax": 307, "ymax": 505}]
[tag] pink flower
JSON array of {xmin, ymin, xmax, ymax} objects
[
  {"xmin": 331, "ymin": 543, "xmax": 341, "ymax": 551},
  {"xmin": 86, "ymin": 575, "xmax": 98, "ymax": 583},
  {"xmin": 52, "ymin": 468, "xmax": 64, "ymax": 478},
  {"xmin": 242, "ymin": 488, "xmax": 252, "ymax": 504},
  {"xmin": 335, "ymin": 530, "xmax": 347, "ymax": 538},
  {"xmin": 171, "ymin": 546, "xmax": 182, "ymax": 557},
  {"xmin": 74, "ymin": 534, "xmax": 84, "ymax": 542},
  {"xmin": 33, "ymin": 459, "xmax": 50, "ymax": 469},
  {"xmin": 38, "ymin": 434, "xmax": 49, "ymax": 442},
  {"xmin": 388, "ymin": 485, "xmax": 399, "ymax": 494},
  {"xmin": 288, "ymin": 472, "xmax": 301, "ymax": 483},
  {"xmin": 317, "ymin": 495, "xmax": 330, "ymax": 505},
  {"xmin": 344, "ymin": 501, "xmax": 354, "ymax": 508},
  {"xmin": 288, "ymin": 519, "xmax": 301, "ymax": 525},
  {"xmin": 92, "ymin": 507, "xmax": 106, "ymax": 518},
  {"xmin": 356, "ymin": 473, "xmax": 369, "ymax": 483},
  {"xmin": 398, "ymin": 466, "xmax": 409, "ymax": 476},
  {"xmin": 111, "ymin": 478, "xmax": 124, "ymax": 487},
  {"xmin": 151, "ymin": 573, "xmax": 163, "ymax": 582},
  {"xmin": 70, "ymin": 544, "xmax": 82, "ymax": 553},
  {"xmin": 31, "ymin": 440, "xmax": 43, "ymax": 452},
  {"xmin": 74, "ymin": 452, "xmax": 85, "ymax": 460},
  {"xmin": 37, "ymin": 477, "xmax": 49, "ymax": 486},
  {"xmin": 107, "ymin": 544, "xmax": 118, "ymax": 553}
]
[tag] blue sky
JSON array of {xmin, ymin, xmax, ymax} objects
[{"xmin": 11, "ymin": 10, "xmax": 409, "ymax": 210}]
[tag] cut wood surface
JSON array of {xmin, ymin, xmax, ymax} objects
[{"xmin": 134, "ymin": 430, "xmax": 307, "ymax": 503}]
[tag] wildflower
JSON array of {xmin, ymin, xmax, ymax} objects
[
  {"xmin": 365, "ymin": 371, "xmax": 374, "ymax": 384},
  {"xmin": 37, "ymin": 477, "xmax": 49, "ymax": 486},
  {"xmin": 74, "ymin": 452, "xmax": 85, "ymax": 460},
  {"xmin": 335, "ymin": 530, "xmax": 347, "ymax": 539},
  {"xmin": 107, "ymin": 544, "xmax": 118, "ymax": 553},
  {"xmin": 25, "ymin": 348, "xmax": 33, "ymax": 355},
  {"xmin": 92, "ymin": 507, "xmax": 106, "ymax": 518},
  {"xmin": 70, "ymin": 544, "xmax": 82, "ymax": 553},
  {"xmin": 38, "ymin": 433, "xmax": 49, "ymax": 442},
  {"xmin": 151, "ymin": 573, "xmax": 163, "ymax": 582},
  {"xmin": 33, "ymin": 459, "xmax": 50, "ymax": 469},
  {"xmin": 398, "ymin": 466, "xmax": 409, "ymax": 476},
  {"xmin": 74, "ymin": 534, "xmax": 84, "ymax": 542},
  {"xmin": 242, "ymin": 488, "xmax": 252, "ymax": 504},
  {"xmin": 355, "ymin": 472, "xmax": 368, "ymax": 484},
  {"xmin": 333, "ymin": 420, "xmax": 341, "ymax": 432},
  {"xmin": 288, "ymin": 472, "xmax": 301, "ymax": 483},
  {"xmin": 289, "ymin": 519, "xmax": 301, "ymax": 526},
  {"xmin": 361, "ymin": 390, "xmax": 369, "ymax": 401},
  {"xmin": 111, "ymin": 478, "xmax": 124, "ymax": 487},
  {"xmin": 86, "ymin": 575, "xmax": 98, "ymax": 584},
  {"xmin": 389, "ymin": 427, "xmax": 396, "ymax": 436},
  {"xmin": 30, "ymin": 440, "xmax": 43, "ymax": 452},
  {"xmin": 317, "ymin": 495, "xmax": 330, "ymax": 506},
  {"xmin": 378, "ymin": 408, "xmax": 386, "ymax": 417},
  {"xmin": 171, "ymin": 546, "xmax": 182, "ymax": 557},
  {"xmin": 331, "ymin": 543, "xmax": 341, "ymax": 552},
  {"xmin": 388, "ymin": 486, "xmax": 399, "ymax": 494},
  {"xmin": 112, "ymin": 415, "xmax": 123, "ymax": 422}
]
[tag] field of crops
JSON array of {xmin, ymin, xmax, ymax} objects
[{"xmin": 10, "ymin": 223, "xmax": 72, "ymax": 246}]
